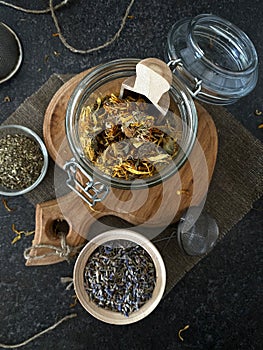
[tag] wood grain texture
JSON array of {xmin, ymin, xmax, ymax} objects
[
  {"xmin": 120, "ymin": 58, "xmax": 173, "ymax": 115},
  {"xmin": 26, "ymin": 70, "xmax": 218, "ymax": 266}
]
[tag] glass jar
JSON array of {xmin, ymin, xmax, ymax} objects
[
  {"xmin": 64, "ymin": 14, "xmax": 258, "ymax": 206},
  {"xmin": 165, "ymin": 14, "xmax": 258, "ymax": 104},
  {"xmin": 65, "ymin": 58, "xmax": 197, "ymax": 205}
]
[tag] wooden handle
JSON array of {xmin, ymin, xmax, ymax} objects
[
  {"xmin": 26, "ymin": 192, "xmax": 101, "ymax": 265},
  {"xmin": 26, "ymin": 184, "xmax": 180, "ymax": 266}
]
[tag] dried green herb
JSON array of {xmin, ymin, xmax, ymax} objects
[
  {"xmin": 79, "ymin": 93, "xmax": 181, "ymax": 180},
  {"xmin": 0, "ymin": 133, "xmax": 44, "ymax": 190},
  {"xmin": 84, "ymin": 243, "xmax": 156, "ymax": 317}
]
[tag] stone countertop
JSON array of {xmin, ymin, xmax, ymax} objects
[{"xmin": 0, "ymin": 1, "xmax": 262, "ymax": 349}]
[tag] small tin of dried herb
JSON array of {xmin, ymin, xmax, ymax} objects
[{"xmin": 0, "ymin": 133, "xmax": 44, "ymax": 191}]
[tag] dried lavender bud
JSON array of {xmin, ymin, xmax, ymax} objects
[{"xmin": 84, "ymin": 243, "xmax": 156, "ymax": 317}]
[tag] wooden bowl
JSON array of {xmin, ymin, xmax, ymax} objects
[{"xmin": 73, "ymin": 229, "xmax": 166, "ymax": 325}]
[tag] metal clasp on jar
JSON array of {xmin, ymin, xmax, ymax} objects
[
  {"xmin": 64, "ymin": 159, "xmax": 109, "ymax": 207},
  {"xmin": 167, "ymin": 59, "xmax": 203, "ymax": 98}
]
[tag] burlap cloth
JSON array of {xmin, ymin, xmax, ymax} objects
[{"xmin": 2, "ymin": 73, "xmax": 263, "ymax": 295}]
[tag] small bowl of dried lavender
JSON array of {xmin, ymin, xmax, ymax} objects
[
  {"xmin": 74, "ymin": 229, "xmax": 166, "ymax": 325},
  {"xmin": 0, "ymin": 124, "xmax": 48, "ymax": 196}
]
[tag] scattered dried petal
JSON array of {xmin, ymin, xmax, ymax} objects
[
  {"xmin": 255, "ymin": 109, "xmax": 262, "ymax": 116},
  {"xmin": 2, "ymin": 198, "xmax": 14, "ymax": 212},
  {"xmin": 24, "ymin": 230, "xmax": 35, "ymax": 237},
  {"xmin": 178, "ymin": 324, "xmax": 190, "ymax": 341},
  {"xmin": 70, "ymin": 295, "xmax": 78, "ymax": 308},
  {"xmin": 258, "ymin": 123, "xmax": 263, "ymax": 129},
  {"xmin": 4, "ymin": 96, "xmax": 11, "ymax": 102},
  {"xmin": 11, "ymin": 223, "xmax": 21, "ymax": 235},
  {"xmin": 11, "ymin": 224, "xmax": 35, "ymax": 244},
  {"xmin": 176, "ymin": 189, "xmax": 190, "ymax": 196},
  {"xmin": 148, "ymin": 154, "xmax": 170, "ymax": 162},
  {"xmin": 11, "ymin": 235, "xmax": 21, "ymax": 245}
]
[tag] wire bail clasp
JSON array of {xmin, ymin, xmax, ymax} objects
[
  {"xmin": 167, "ymin": 59, "xmax": 203, "ymax": 97},
  {"xmin": 64, "ymin": 159, "xmax": 109, "ymax": 207}
]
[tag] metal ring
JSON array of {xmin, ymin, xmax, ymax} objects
[
  {"xmin": 64, "ymin": 158, "xmax": 109, "ymax": 207},
  {"xmin": 0, "ymin": 22, "xmax": 23, "ymax": 84}
]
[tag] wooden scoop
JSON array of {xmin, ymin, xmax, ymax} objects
[{"xmin": 119, "ymin": 58, "xmax": 173, "ymax": 115}]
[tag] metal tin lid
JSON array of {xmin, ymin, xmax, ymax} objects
[
  {"xmin": 0, "ymin": 22, "xmax": 23, "ymax": 84},
  {"xmin": 165, "ymin": 14, "xmax": 258, "ymax": 105}
]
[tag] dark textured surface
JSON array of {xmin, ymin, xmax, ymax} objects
[{"xmin": 0, "ymin": 1, "xmax": 262, "ymax": 349}]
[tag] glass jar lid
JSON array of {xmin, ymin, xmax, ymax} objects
[{"xmin": 165, "ymin": 14, "xmax": 258, "ymax": 105}]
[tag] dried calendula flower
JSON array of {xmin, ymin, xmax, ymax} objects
[
  {"xmin": 178, "ymin": 324, "xmax": 190, "ymax": 341},
  {"xmin": 258, "ymin": 123, "xmax": 263, "ymax": 129},
  {"xmin": 176, "ymin": 189, "xmax": 190, "ymax": 196},
  {"xmin": 78, "ymin": 93, "xmax": 181, "ymax": 180},
  {"xmin": 70, "ymin": 295, "xmax": 79, "ymax": 308},
  {"xmin": 2, "ymin": 198, "xmax": 14, "ymax": 212},
  {"xmin": 11, "ymin": 223, "xmax": 35, "ymax": 245}
]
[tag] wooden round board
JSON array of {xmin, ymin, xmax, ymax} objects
[{"xmin": 26, "ymin": 69, "xmax": 218, "ymax": 266}]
